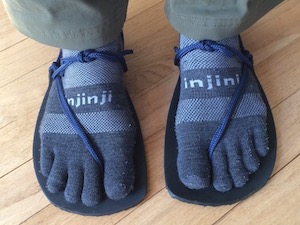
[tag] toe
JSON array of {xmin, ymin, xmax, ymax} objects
[
  {"xmin": 64, "ymin": 166, "xmax": 83, "ymax": 204},
  {"xmin": 240, "ymin": 134, "xmax": 260, "ymax": 173},
  {"xmin": 176, "ymin": 125, "xmax": 210, "ymax": 189},
  {"xmin": 95, "ymin": 132, "xmax": 135, "ymax": 200},
  {"xmin": 177, "ymin": 146, "xmax": 210, "ymax": 189},
  {"xmin": 104, "ymin": 159, "xmax": 135, "ymax": 200},
  {"xmin": 212, "ymin": 145, "xmax": 232, "ymax": 192},
  {"xmin": 103, "ymin": 137, "xmax": 135, "ymax": 200},
  {"xmin": 225, "ymin": 141, "xmax": 249, "ymax": 188},
  {"xmin": 81, "ymin": 159, "xmax": 102, "ymax": 207},
  {"xmin": 47, "ymin": 159, "xmax": 67, "ymax": 193},
  {"xmin": 253, "ymin": 126, "xmax": 269, "ymax": 157},
  {"xmin": 40, "ymin": 141, "xmax": 54, "ymax": 177}
]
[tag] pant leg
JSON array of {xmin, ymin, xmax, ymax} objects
[
  {"xmin": 3, "ymin": 0, "xmax": 128, "ymax": 50},
  {"xmin": 165, "ymin": 0, "xmax": 283, "ymax": 41}
]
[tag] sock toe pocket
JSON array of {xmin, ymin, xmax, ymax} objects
[
  {"xmin": 104, "ymin": 179, "xmax": 134, "ymax": 200},
  {"xmin": 240, "ymin": 135, "xmax": 260, "ymax": 173},
  {"xmin": 180, "ymin": 174, "xmax": 210, "ymax": 190},
  {"xmin": 98, "ymin": 132, "xmax": 135, "ymax": 200},
  {"xmin": 64, "ymin": 166, "xmax": 83, "ymax": 204},
  {"xmin": 81, "ymin": 162, "xmax": 102, "ymax": 207},
  {"xmin": 253, "ymin": 126, "xmax": 269, "ymax": 157},
  {"xmin": 212, "ymin": 145, "xmax": 233, "ymax": 192},
  {"xmin": 104, "ymin": 157, "xmax": 135, "ymax": 200},
  {"xmin": 40, "ymin": 143, "xmax": 54, "ymax": 177},
  {"xmin": 47, "ymin": 159, "xmax": 67, "ymax": 193},
  {"xmin": 176, "ymin": 125, "xmax": 211, "ymax": 190},
  {"xmin": 177, "ymin": 146, "xmax": 211, "ymax": 190},
  {"xmin": 225, "ymin": 141, "xmax": 249, "ymax": 188}
]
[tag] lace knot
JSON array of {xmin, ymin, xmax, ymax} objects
[
  {"xmin": 76, "ymin": 50, "xmax": 95, "ymax": 63},
  {"xmin": 49, "ymin": 61, "xmax": 59, "ymax": 73},
  {"xmin": 199, "ymin": 40, "xmax": 216, "ymax": 52}
]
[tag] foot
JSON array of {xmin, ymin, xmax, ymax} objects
[
  {"xmin": 39, "ymin": 38, "xmax": 136, "ymax": 206},
  {"xmin": 175, "ymin": 35, "xmax": 269, "ymax": 192}
]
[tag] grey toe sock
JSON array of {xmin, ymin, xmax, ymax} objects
[
  {"xmin": 39, "ymin": 38, "xmax": 136, "ymax": 206},
  {"xmin": 175, "ymin": 35, "xmax": 268, "ymax": 191}
]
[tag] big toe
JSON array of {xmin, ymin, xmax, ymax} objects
[
  {"xmin": 102, "ymin": 133, "xmax": 135, "ymax": 200},
  {"xmin": 176, "ymin": 124, "xmax": 211, "ymax": 189},
  {"xmin": 177, "ymin": 145, "xmax": 210, "ymax": 189},
  {"xmin": 104, "ymin": 155, "xmax": 135, "ymax": 200}
]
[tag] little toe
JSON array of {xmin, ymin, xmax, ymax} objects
[
  {"xmin": 47, "ymin": 159, "xmax": 67, "ymax": 193},
  {"xmin": 40, "ymin": 140, "xmax": 54, "ymax": 177},
  {"xmin": 253, "ymin": 126, "xmax": 269, "ymax": 157},
  {"xmin": 212, "ymin": 145, "xmax": 233, "ymax": 192},
  {"xmin": 64, "ymin": 166, "xmax": 83, "ymax": 204},
  {"xmin": 225, "ymin": 141, "xmax": 249, "ymax": 188},
  {"xmin": 241, "ymin": 135, "xmax": 260, "ymax": 173},
  {"xmin": 81, "ymin": 160, "xmax": 102, "ymax": 207}
]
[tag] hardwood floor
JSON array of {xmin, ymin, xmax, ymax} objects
[{"xmin": 0, "ymin": 0, "xmax": 299, "ymax": 224}]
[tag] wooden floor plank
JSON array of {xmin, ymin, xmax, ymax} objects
[
  {"xmin": 243, "ymin": 0, "xmax": 300, "ymax": 56},
  {"xmin": 127, "ymin": 0, "xmax": 163, "ymax": 20},
  {"xmin": 0, "ymin": 39, "xmax": 57, "ymax": 88},
  {"xmin": 117, "ymin": 189, "xmax": 235, "ymax": 225},
  {"xmin": 124, "ymin": 2, "xmax": 178, "ymax": 96},
  {"xmin": 0, "ymin": 1, "xmax": 27, "ymax": 51},
  {"xmin": 215, "ymin": 156, "xmax": 300, "ymax": 225},
  {"xmin": 0, "ymin": 162, "xmax": 49, "ymax": 225},
  {"xmin": 0, "ymin": 65, "xmax": 48, "ymax": 177},
  {"xmin": 271, "ymin": 90, "xmax": 300, "ymax": 174}
]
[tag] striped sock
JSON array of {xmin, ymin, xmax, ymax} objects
[
  {"xmin": 175, "ymin": 35, "xmax": 269, "ymax": 191},
  {"xmin": 39, "ymin": 38, "xmax": 136, "ymax": 206}
]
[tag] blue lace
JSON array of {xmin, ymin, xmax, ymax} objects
[
  {"xmin": 174, "ymin": 39, "xmax": 254, "ymax": 159},
  {"xmin": 49, "ymin": 49, "xmax": 133, "ymax": 175}
]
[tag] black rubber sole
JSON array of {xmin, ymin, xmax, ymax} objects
[
  {"xmin": 164, "ymin": 68, "xmax": 277, "ymax": 206},
  {"xmin": 33, "ymin": 77, "xmax": 147, "ymax": 216}
]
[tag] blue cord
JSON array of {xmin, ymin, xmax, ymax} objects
[
  {"xmin": 49, "ymin": 49, "xmax": 133, "ymax": 175},
  {"xmin": 174, "ymin": 40, "xmax": 254, "ymax": 159}
]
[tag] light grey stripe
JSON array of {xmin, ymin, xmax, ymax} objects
[
  {"xmin": 62, "ymin": 60, "xmax": 123, "ymax": 89},
  {"xmin": 175, "ymin": 93, "xmax": 266, "ymax": 125},
  {"xmin": 180, "ymin": 51, "xmax": 240, "ymax": 72},
  {"xmin": 40, "ymin": 111, "xmax": 133, "ymax": 134}
]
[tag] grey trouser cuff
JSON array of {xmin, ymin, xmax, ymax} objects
[
  {"xmin": 3, "ymin": 0, "xmax": 128, "ymax": 50},
  {"xmin": 165, "ymin": 0, "xmax": 284, "ymax": 41},
  {"xmin": 4, "ymin": 0, "xmax": 283, "ymax": 49}
]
